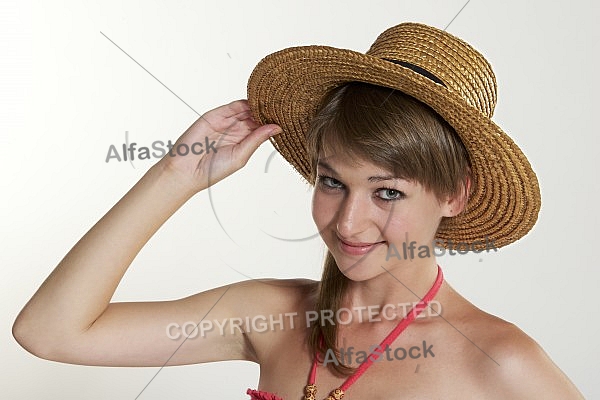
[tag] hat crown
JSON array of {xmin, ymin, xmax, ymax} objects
[
  {"xmin": 366, "ymin": 23, "xmax": 497, "ymax": 117},
  {"xmin": 247, "ymin": 21, "xmax": 541, "ymax": 249}
]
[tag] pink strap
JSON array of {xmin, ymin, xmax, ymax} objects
[
  {"xmin": 310, "ymin": 265, "xmax": 444, "ymax": 391},
  {"xmin": 307, "ymin": 335, "xmax": 324, "ymax": 385}
]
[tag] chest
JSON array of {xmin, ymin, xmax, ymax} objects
[{"xmin": 255, "ymin": 328, "xmax": 490, "ymax": 399}]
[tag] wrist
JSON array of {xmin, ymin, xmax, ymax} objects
[{"xmin": 146, "ymin": 160, "xmax": 202, "ymax": 202}]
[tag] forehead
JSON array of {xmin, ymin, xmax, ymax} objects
[
  {"xmin": 317, "ymin": 151, "xmax": 416, "ymax": 186},
  {"xmin": 317, "ymin": 146, "xmax": 370, "ymax": 169},
  {"xmin": 317, "ymin": 148, "xmax": 364, "ymax": 168}
]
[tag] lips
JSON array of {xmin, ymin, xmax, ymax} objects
[{"xmin": 337, "ymin": 236, "xmax": 386, "ymax": 256}]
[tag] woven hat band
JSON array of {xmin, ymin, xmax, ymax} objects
[
  {"xmin": 366, "ymin": 23, "xmax": 498, "ymax": 117},
  {"xmin": 384, "ymin": 59, "xmax": 447, "ymax": 87}
]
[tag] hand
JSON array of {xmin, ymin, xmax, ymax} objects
[{"xmin": 158, "ymin": 99, "xmax": 281, "ymax": 193}]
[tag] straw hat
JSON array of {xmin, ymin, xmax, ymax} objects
[{"xmin": 247, "ymin": 22, "xmax": 541, "ymax": 250}]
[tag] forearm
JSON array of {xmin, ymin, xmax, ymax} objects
[
  {"xmin": 13, "ymin": 161, "xmax": 196, "ymax": 349},
  {"xmin": 13, "ymin": 100, "xmax": 279, "ymax": 362}
]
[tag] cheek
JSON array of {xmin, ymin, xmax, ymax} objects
[
  {"xmin": 381, "ymin": 201, "xmax": 442, "ymax": 243},
  {"xmin": 380, "ymin": 210, "xmax": 411, "ymax": 241},
  {"xmin": 401, "ymin": 202, "xmax": 443, "ymax": 241},
  {"xmin": 311, "ymin": 190, "xmax": 338, "ymax": 231}
]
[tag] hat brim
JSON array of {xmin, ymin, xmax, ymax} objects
[{"xmin": 247, "ymin": 45, "xmax": 541, "ymax": 249}]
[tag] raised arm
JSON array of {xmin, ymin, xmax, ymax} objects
[{"xmin": 12, "ymin": 100, "xmax": 283, "ymax": 367}]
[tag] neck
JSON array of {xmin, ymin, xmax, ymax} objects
[{"xmin": 342, "ymin": 259, "xmax": 441, "ymax": 322}]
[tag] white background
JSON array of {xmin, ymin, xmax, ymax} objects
[{"xmin": 1, "ymin": 0, "xmax": 598, "ymax": 398}]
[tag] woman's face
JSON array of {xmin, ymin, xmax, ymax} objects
[{"xmin": 311, "ymin": 150, "xmax": 455, "ymax": 281}]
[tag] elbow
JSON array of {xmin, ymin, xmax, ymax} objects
[
  {"xmin": 13, "ymin": 313, "xmax": 42, "ymax": 358},
  {"xmin": 12, "ymin": 312, "xmax": 60, "ymax": 361}
]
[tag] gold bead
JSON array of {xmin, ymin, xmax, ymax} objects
[
  {"xmin": 303, "ymin": 383, "xmax": 317, "ymax": 400},
  {"xmin": 326, "ymin": 388, "xmax": 344, "ymax": 400}
]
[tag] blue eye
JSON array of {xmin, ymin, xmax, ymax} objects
[
  {"xmin": 316, "ymin": 175, "xmax": 405, "ymax": 201},
  {"xmin": 378, "ymin": 188, "xmax": 405, "ymax": 201},
  {"xmin": 317, "ymin": 175, "xmax": 344, "ymax": 189}
]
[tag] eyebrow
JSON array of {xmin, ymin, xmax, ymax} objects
[{"xmin": 317, "ymin": 160, "xmax": 401, "ymax": 183}]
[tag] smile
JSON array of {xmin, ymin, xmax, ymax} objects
[{"xmin": 337, "ymin": 236, "xmax": 386, "ymax": 256}]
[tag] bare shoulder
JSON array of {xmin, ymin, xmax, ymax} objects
[
  {"xmin": 479, "ymin": 317, "xmax": 583, "ymax": 399},
  {"xmin": 229, "ymin": 277, "xmax": 318, "ymax": 313},
  {"xmin": 433, "ymin": 284, "xmax": 583, "ymax": 399},
  {"xmin": 224, "ymin": 277, "xmax": 318, "ymax": 362},
  {"xmin": 221, "ymin": 277, "xmax": 318, "ymax": 328},
  {"xmin": 453, "ymin": 305, "xmax": 583, "ymax": 399}
]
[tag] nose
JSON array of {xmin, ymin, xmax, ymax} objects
[{"xmin": 335, "ymin": 192, "xmax": 371, "ymax": 239}]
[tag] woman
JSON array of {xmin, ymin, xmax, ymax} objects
[{"xmin": 13, "ymin": 22, "xmax": 582, "ymax": 399}]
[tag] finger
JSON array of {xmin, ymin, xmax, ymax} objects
[
  {"xmin": 216, "ymin": 99, "xmax": 251, "ymax": 118},
  {"xmin": 227, "ymin": 99, "xmax": 250, "ymax": 111},
  {"xmin": 236, "ymin": 111, "xmax": 262, "ymax": 131},
  {"xmin": 231, "ymin": 109, "xmax": 255, "ymax": 122},
  {"xmin": 217, "ymin": 109, "xmax": 264, "ymax": 139},
  {"xmin": 233, "ymin": 124, "xmax": 282, "ymax": 163},
  {"xmin": 206, "ymin": 108, "xmax": 256, "ymax": 135},
  {"xmin": 199, "ymin": 100, "xmax": 250, "ymax": 129}
]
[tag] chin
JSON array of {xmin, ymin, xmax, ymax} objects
[
  {"xmin": 335, "ymin": 263, "xmax": 377, "ymax": 282},
  {"xmin": 328, "ymin": 244, "xmax": 389, "ymax": 282}
]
